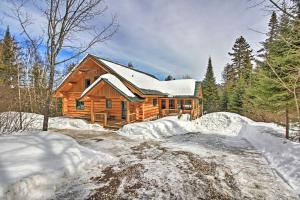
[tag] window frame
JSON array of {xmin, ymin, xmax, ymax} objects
[
  {"xmin": 169, "ymin": 99, "xmax": 175, "ymax": 109},
  {"xmin": 161, "ymin": 99, "xmax": 166, "ymax": 109},
  {"xmin": 177, "ymin": 99, "xmax": 184, "ymax": 110},
  {"xmin": 183, "ymin": 100, "xmax": 192, "ymax": 110},
  {"xmin": 76, "ymin": 99, "xmax": 85, "ymax": 110},
  {"xmin": 153, "ymin": 98, "xmax": 158, "ymax": 106},
  {"xmin": 85, "ymin": 79, "xmax": 91, "ymax": 88},
  {"xmin": 106, "ymin": 99, "xmax": 112, "ymax": 109}
]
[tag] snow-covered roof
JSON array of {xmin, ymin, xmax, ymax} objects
[
  {"xmin": 56, "ymin": 54, "xmax": 199, "ymax": 98},
  {"xmin": 81, "ymin": 74, "xmax": 136, "ymax": 98},
  {"xmin": 99, "ymin": 58, "xmax": 197, "ymax": 97}
]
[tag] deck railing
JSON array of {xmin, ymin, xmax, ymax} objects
[
  {"xmin": 94, "ymin": 112, "xmax": 107, "ymax": 126},
  {"xmin": 128, "ymin": 113, "xmax": 137, "ymax": 123}
]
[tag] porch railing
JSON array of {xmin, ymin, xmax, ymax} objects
[
  {"xmin": 94, "ymin": 112, "xmax": 107, "ymax": 126},
  {"xmin": 128, "ymin": 113, "xmax": 137, "ymax": 123}
]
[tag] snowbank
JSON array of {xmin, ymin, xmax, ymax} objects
[
  {"xmin": 118, "ymin": 112, "xmax": 250, "ymax": 140},
  {"xmin": 118, "ymin": 112, "xmax": 300, "ymax": 195},
  {"xmin": 118, "ymin": 115, "xmax": 194, "ymax": 140},
  {"xmin": 240, "ymin": 123, "xmax": 300, "ymax": 195},
  {"xmin": 1, "ymin": 112, "xmax": 105, "ymax": 132},
  {"xmin": 0, "ymin": 131, "xmax": 114, "ymax": 200}
]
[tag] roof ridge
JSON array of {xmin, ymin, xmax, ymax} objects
[{"xmin": 90, "ymin": 54, "xmax": 159, "ymax": 80}]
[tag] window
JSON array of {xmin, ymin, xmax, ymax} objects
[
  {"xmin": 153, "ymin": 99, "xmax": 157, "ymax": 106},
  {"xmin": 169, "ymin": 99, "xmax": 175, "ymax": 109},
  {"xmin": 76, "ymin": 100, "xmax": 84, "ymax": 110},
  {"xmin": 85, "ymin": 79, "xmax": 91, "ymax": 88},
  {"xmin": 177, "ymin": 100, "xmax": 184, "ymax": 110},
  {"xmin": 161, "ymin": 100, "xmax": 166, "ymax": 109},
  {"xmin": 94, "ymin": 76, "xmax": 100, "ymax": 81},
  {"xmin": 184, "ymin": 100, "xmax": 192, "ymax": 110},
  {"xmin": 106, "ymin": 99, "xmax": 112, "ymax": 108}
]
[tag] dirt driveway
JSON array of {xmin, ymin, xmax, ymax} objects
[{"xmin": 53, "ymin": 130, "xmax": 298, "ymax": 200}]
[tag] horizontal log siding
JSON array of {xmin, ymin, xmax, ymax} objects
[
  {"xmin": 64, "ymin": 92, "xmax": 91, "ymax": 118},
  {"xmin": 143, "ymin": 97, "xmax": 159, "ymax": 120}
]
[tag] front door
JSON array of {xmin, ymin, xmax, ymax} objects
[{"xmin": 121, "ymin": 101, "xmax": 126, "ymax": 120}]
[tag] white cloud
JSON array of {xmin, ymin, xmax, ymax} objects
[{"xmin": 0, "ymin": 0, "xmax": 270, "ymax": 82}]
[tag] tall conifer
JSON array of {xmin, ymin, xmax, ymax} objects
[{"xmin": 202, "ymin": 57, "xmax": 219, "ymax": 113}]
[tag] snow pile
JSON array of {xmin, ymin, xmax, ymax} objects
[
  {"xmin": 1, "ymin": 112, "xmax": 105, "ymax": 132},
  {"xmin": 118, "ymin": 112, "xmax": 249, "ymax": 140},
  {"xmin": 118, "ymin": 115, "xmax": 194, "ymax": 140},
  {"xmin": 0, "ymin": 131, "xmax": 114, "ymax": 200}
]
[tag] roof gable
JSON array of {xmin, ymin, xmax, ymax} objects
[{"xmin": 55, "ymin": 54, "xmax": 201, "ymax": 98}]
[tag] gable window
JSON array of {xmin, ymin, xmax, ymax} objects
[
  {"xmin": 85, "ymin": 79, "xmax": 91, "ymax": 88},
  {"xmin": 161, "ymin": 100, "xmax": 166, "ymax": 109},
  {"xmin": 169, "ymin": 99, "xmax": 175, "ymax": 109},
  {"xmin": 177, "ymin": 99, "xmax": 184, "ymax": 110},
  {"xmin": 153, "ymin": 99, "xmax": 157, "ymax": 106},
  {"xmin": 76, "ymin": 100, "xmax": 84, "ymax": 110},
  {"xmin": 106, "ymin": 99, "xmax": 112, "ymax": 109}
]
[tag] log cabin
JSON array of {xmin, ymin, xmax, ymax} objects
[{"xmin": 54, "ymin": 54, "xmax": 203, "ymax": 128}]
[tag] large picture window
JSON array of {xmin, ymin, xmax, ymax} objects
[
  {"xmin": 76, "ymin": 100, "xmax": 84, "ymax": 110},
  {"xmin": 106, "ymin": 99, "xmax": 112, "ymax": 108},
  {"xmin": 169, "ymin": 99, "xmax": 175, "ymax": 109}
]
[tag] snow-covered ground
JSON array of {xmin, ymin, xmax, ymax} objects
[
  {"xmin": 0, "ymin": 131, "xmax": 115, "ymax": 200},
  {"xmin": 0, "ymin": 112, "xmax": 105, "ymax": 132},
  {"xmin": 0, "ymin": 112, "xmax": 299, "ymax": 199},
  {"xmin": 118, "ymin": 112, "xmax": 300, "ymax": 197}
]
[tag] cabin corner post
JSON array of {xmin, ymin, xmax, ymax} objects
[
  {"xmin": 126, "ymin": 101, "xmax": 130, "ymax": 123},
  {"xmin": 90, "ymin": 99, "xmax": 95, "ymax": 123}
]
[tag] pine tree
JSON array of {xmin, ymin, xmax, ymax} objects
[
  {"xmin": 222, "ymin": 36, "xmax": 253, "ymax": 114},
  {"xmin": 0, "ymin": 26, "xmax": 18, "ymax": 86},
  {"xmin": 220, "ymin": 87, "xmax": 229, "ymax": 111},
  {"xmin": 228, "ymin": 36, "xmax": 253, "ymax": 85},
  {"xmin": 202, "ymin": 57, "xmax": 219, "ymax": 113},
  {"xmin": 247, "ymin": 5, "xmax": 300, "ymax": 123},
  {"xmin": 229, "ymin": 78, "xmax": 245, "ymax": 114}
]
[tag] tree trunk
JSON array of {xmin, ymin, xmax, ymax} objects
[
  {"xmin": 285, "ymin": 107, "xmax": 289, "ymax": 139},
  {"xmin": 42, "ymin": 58, "xmax": 55, "ymax": 131},
  {"xmin": 293, "ymin": 91, "xmax": 300, "ymax": 126},
  {"xmin": 17, "ymin": 63, "xmax": 22, "ymax": 130}
]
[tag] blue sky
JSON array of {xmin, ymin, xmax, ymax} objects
[{"xmin": 0, "ymin": 0, "xmax": 270, "ymax": 82}]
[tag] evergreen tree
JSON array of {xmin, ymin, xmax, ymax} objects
[
  {"xmin": 228, "ymin": 36, "xmax": 253, "ymax": 84},
  {"xmin": 247, "ymin": 5, "xmax": 300, "ymax": 123},
  {"xmin": 202, "ymin": 57, "xmax": 219, "ymax": 113},
  {"xmin": 0, "ymin": 26, "xmax": 18, "ymax": 86},
  {"xmin": 222, "ymin": 36, "xmax": 253, "ymax": 114},
  {"xmin": 229, "ymin": 78, "xmax": 245, "ymax": 114},
  {"xmin": 220, "ymin": 87, "xmax": 229, "ymax": 111}
]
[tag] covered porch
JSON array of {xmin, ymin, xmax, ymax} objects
[
  {"xmin": 159, "ymin": 98, "xmax": 201, "ymax": 119},
  {"xmin": 89, "ymin": 98, "xmax": 140, "ymax": 128}
]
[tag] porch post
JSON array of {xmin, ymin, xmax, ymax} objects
[
  {"xmin": 90, "ymin": 99, "xmax": 95, "ymax": 123},
  {"xmin": 126, "ymin": 101, "xmax": 130, "ymax": 123}
]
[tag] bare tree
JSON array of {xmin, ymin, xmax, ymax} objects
[{"xmin": 9, "ymin": 0, "xmax": 118, "ymax": 131}]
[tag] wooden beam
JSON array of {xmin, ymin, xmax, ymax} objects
[
  {"xmin": 126, "ymin": 101, "xmax": 130, "ymax": 123},
  {"xmin": 91, "ymin": 99, "xmax": 95, "ymax": 123}
]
